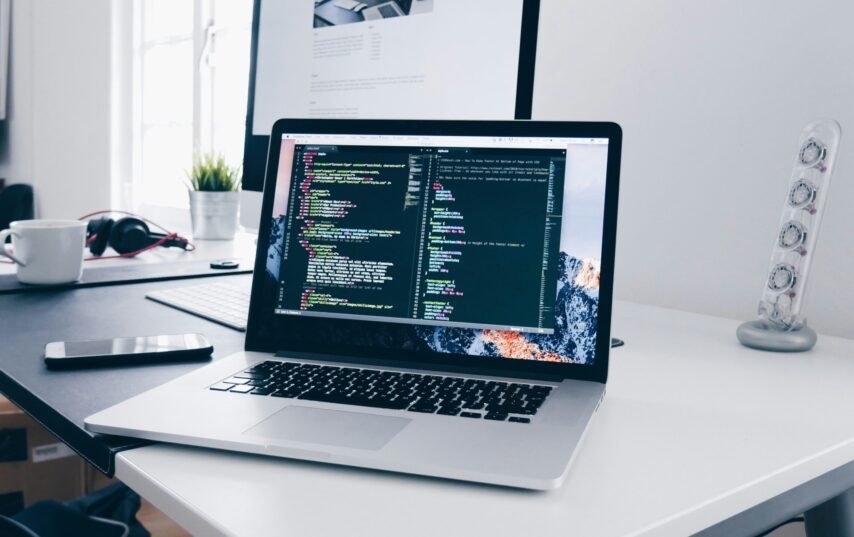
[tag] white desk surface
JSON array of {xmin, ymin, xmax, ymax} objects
[
  {"xmin": 116, "ymin": 302, "xmax": 854, "ymax": 537},
  {"xmin": 0, "ymin": 231, "xmax": 258, "ymax": 276}
]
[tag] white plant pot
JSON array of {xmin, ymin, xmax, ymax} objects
[{"xmin": 189, "ymin": 190, "xmax": 240, "ymax": 240}]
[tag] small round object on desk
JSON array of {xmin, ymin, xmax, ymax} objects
[{"xmin": 210, "ymin": 260, "xmax": 240, "ymax": 270}]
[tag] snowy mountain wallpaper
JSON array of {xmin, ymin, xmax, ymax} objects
[{"xmin": 414, "ymin": 252, "xmax": 600, "ymax": 364}]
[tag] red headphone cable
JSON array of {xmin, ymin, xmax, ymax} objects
[
  {"xmin": 84, "ymin": 232, "xmax": 186, "ymax": 260},
  {"xmin": 79, "ymin": 210, "xmax": 196, "ymax": 258}
]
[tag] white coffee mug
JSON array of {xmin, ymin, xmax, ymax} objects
[{"xmin": 0, "ymin": 220, "xmax": 87, "ymax": 285}]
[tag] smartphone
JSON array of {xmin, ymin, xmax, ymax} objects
[{"xmin": 44, "ymin": 333, "xmax": 213, "ymax": 369}]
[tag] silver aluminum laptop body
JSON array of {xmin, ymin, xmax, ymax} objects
[
  {"xmin": 362, "ymin": 1, "xmax": 406, "ymax": 21},
  {"xmin": 86, "ymin": 119, "xmax": 622, "ymax": 490}
]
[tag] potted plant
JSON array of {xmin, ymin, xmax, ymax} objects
[{"xmin": 187, "ymin": 154, "xmax": 241, "ymax": 240}]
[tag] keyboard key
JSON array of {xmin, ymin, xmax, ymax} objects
[
  {"xmin": 245, "ymin": 379, "xmax": 270, "ymax": 387},
  {"xmin": 271, "ymin": 389, "xmax": 303, "ymax": 398},
  {"xmin": 484, "ymin": 412, "xmax": 508, "ymax": 421},
  {"xmin": 209, "ymin": 382, "xmax": 235, "ymax": 391},
  {"xmin": 234, "ymin": 372, "xmax": 267, "ymax": 380},
  {"xmin": 459, "ymin": 412, "xmax": 482, "ymax": 419},
  {"xmin": 229, "ymin": 385, "xmax": 255, "ymax": 394},
  {"xmin": 223, "ymin": 377, "xmax": 249, "ymax": 385},
  {"xmin": 508, "ymin": 417, "xmax": 531, "ymax": 424},
  {"xmin": 251, "ymin": 388, "xmax": 274, "ymax": 396}
]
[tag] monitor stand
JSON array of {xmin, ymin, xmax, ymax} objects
[{"xmin": 239, "ymin": 190, "xmax": 263, "ymax": 232}]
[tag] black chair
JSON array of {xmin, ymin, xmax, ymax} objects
[{"xmin": 0, "ymin": 483, "xmax": 149, "ymax": 537}]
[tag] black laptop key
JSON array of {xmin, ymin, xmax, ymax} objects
[
  {"xmin": 437, "ymin": 407, "xmax": 461, "ymax": 416},
  {"xmin": 251, "ymin": 388, "xmax": 274, "ymax": 396},
  {"xmin": 245, "ymin": 379, "xmax": 269, "ymax": 387},
  {"xmin": 392, "ymin": 395, "xmax": 416, "ymax": 406},
  {"xmin": 525, "ymin": 399, "xmax": 546, "ymax": 410},
  {"xmin": 234, "ymin": 372, "xmax": 268, "ymax": 380},
  {"xmin": 459, "ymin": 412, "xmax": 482, "ymax": 419},
  {"xmin": 272, "ymin": 389, "xmax": 303, "ymax": 398},
  {"xmin": 484, "ymin": 411, "xmax": 508, "ymax": 421},
  {"xmin": 508, "ymin": 417, "xmax": 531, "ymax": 424}
]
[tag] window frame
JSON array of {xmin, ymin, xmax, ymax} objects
[{"xmin": 113, "ymin": 0, "xmax": 241, "ymax": 214}]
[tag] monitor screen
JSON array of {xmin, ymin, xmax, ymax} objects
[
  {"xmin": 242, "ymin": 0, "xmax": 541, "ymax": 192},
  {"xmin": 262, "ymin": 131, "xmax": 609, "ymax": 365}
]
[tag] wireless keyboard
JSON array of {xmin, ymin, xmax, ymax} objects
[{"xmin": 146, "ymin": 281, "xmax": 250, "ymax": 331}]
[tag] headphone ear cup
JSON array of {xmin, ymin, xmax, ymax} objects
[
  {"xmin": 86, "ymin": 217, "xmax": 114, "ymax": 256},
  {"xmin": 109, "ymin": 217, "xmax": 156, "ymax": 254}
]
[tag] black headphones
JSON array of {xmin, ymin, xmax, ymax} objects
[{"xmin": 85, "ymin": 216, "xmax": 190, "ymax": 256}]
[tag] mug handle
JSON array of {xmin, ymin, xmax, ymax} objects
[{"xmin": 0, "ymin": 229, "xmax": 26, "ymax": 266}]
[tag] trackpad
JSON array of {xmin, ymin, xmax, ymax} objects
[{"xmin": 243, "ymin": 406, "xmax": 411, "ymax": 451}]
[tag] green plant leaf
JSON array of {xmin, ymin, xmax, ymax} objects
[{"xmin": 186, "ymin": 153, "xmax": 242, "ymax": 192}]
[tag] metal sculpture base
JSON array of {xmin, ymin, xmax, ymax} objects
[{"xmin": 737, "ymin": 319, "xmax": 817, "ymax": 352}]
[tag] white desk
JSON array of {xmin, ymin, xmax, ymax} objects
[
  {"xmin": 0, "ymin": 231, "xmax": 257, "ymax": 275},
  {"xmin": 0, "ymin": 231, "xmax": 258, "ymax": 273},
  {"xmin": 115, "ymin": 302, "xmax": 854, "ymax": 537}
]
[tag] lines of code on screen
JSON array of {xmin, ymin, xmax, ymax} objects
[{"xmin": 276, "ymin": 144, "xmax": 565, "ymax": 334}]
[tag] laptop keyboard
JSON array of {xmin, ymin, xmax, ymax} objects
[{"xmin": 210, "ymin": 360, "xmax": 553, "ymax": 423}]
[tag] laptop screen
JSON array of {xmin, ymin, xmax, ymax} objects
[{"xmin": 262, "ymin": 131, "xmax": 610, "ymax": 366}]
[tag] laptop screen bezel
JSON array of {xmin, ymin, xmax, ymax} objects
[{"xmin": 246, "ymin": 119, "xmax": 621, "ymax": 383}]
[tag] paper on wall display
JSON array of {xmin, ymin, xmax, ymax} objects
[{"xmin": 253, "ymin": 0, "xmax": 525, "ymax": 134}]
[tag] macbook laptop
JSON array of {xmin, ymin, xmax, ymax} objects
[
  {"xmin": 85, "ymin": 119, "xmax": 622, "ymax": 490},
  {"xmin": 362, "ymin": 0, "xmax": 408, "ymax": 20}
]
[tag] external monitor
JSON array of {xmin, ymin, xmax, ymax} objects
[{"xmin": 240, "ymin": 0, "xmax": 541, "ymax": 229}]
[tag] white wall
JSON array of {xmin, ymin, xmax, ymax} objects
[
  {"xmin": 534, "ymin": 0, "xmax": 854, "ymax": 338},
  {"xmin": 0, "ymin": 0, "xmax": 113, "ymax": 218}
]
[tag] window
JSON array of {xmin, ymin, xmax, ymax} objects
[{"xmin": 129, "ymin": 0, "xmax": 252, "ymax": 209}]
